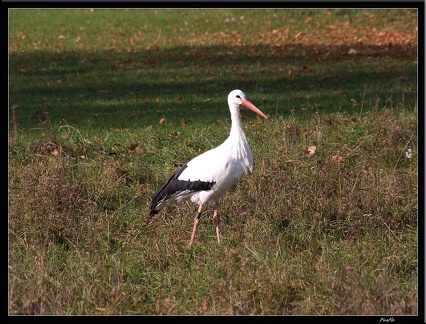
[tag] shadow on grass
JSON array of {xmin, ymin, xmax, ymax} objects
[{"xmin": 9, "ymin": 43, "xmax": 417, "ymax": 129}]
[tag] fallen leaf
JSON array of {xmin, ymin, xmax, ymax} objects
[
  {"xmin": 305, "ymin": 145, "xmax": 316, "ymax": 156},
  {"xmin": 331, "ymin": 155, "xmax": 345, "ymax": 163},
  {"xmin": 405, "ymin": 149, "xmax": 412, "ymax": 159},
  {"xmin": 302, "ymin": 64, "xmax": 312, "ymax": 74},
  {"xmin": 348, "ymin": 48, "xmax": 358, "ymax": 55},
  {"xmin": 286, "ymin": 124, "xmax": 295, "ymax": 133},
  {"xmin": 159, "ymin": 118, "xmax": 166, "ymax": 124},
  {"xmin": 198, "ymin": 297, "xmax": 209, "ymax": 313},
  {"xmin": 128, "ymin": 142, "xmax": 139, "ymax": 152},
  {"xmin": 397, "ymin": 76, "xmax": 409, "ymax": 81}
]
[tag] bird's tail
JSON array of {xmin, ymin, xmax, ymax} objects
[
  {"xmin": 148, "ymin": 166, "xmax": 187, "ymax": 216},
  {"xmin": 149, "ymin": 206, "xmax": 159, "ymax": 216},
  {"xmin": 149, "ymin": 185, "xmax": 168, "ymax": 216}
]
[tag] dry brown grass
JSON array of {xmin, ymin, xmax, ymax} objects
[
  {"xmin": 9, "ymin": 105, "xmax": 417, "ymax": 315},
  {"xmin": 8, "ymin": 8, "xmax": 418, "ymax": 316}
]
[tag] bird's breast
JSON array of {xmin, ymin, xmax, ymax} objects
[{"xmin": 175, "ymin": 138, "xmax": 254, "ymax": 204}]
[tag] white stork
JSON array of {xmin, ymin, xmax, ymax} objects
[{"xmin": 149, "ymin": 89, "xmax": 267, "ymax": 247}]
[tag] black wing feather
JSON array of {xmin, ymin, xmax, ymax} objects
[{"xmin": 149, "ymin": 164, "xmax": 215, "ymax": 215}]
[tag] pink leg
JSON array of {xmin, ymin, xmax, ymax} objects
[
  {"xmin": 189, "ymin": 203, "xmax": 203, "ymax": 247},
  {"xmin": 213, "ymin": 200, "xmax": 221, "ymax": 244}
]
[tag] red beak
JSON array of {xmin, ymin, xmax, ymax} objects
[{"xmin": 242, "ymin": 99, "xmax": 268, "ymax": 119}]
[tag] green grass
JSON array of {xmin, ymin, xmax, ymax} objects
[{"xmin": 8, "ymin": 8, "xmax": 418, "ymax": 315}]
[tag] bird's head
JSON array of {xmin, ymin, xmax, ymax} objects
[{"xmin": 228, "ymin": 89, "xmax": 268, "ymax": 119}]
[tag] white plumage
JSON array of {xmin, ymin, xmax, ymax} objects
[{"xmin": 149, "ymin": 89, "xmax": 267, "ymax": 247}]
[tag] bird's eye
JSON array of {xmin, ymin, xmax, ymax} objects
[{"xmin": 236, "ymin": 95, "xmax": 241, "ymax": 99}]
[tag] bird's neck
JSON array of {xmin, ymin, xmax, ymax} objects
[
  {"xmin": 227, "ymin": 105, "xmax": 252, "ymax": 164},
  {"xmin": 229, "ymin": 106, "xmax": 247, "ymax": 142}
]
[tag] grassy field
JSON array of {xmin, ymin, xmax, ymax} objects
[{"xmin": 8, "ymin": 9, "xmax": 418, "ymax": 316}]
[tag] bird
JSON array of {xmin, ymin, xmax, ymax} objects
[{"xmin": 149, "ymin": 89, "xmax": 267, "ymax": 247}]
